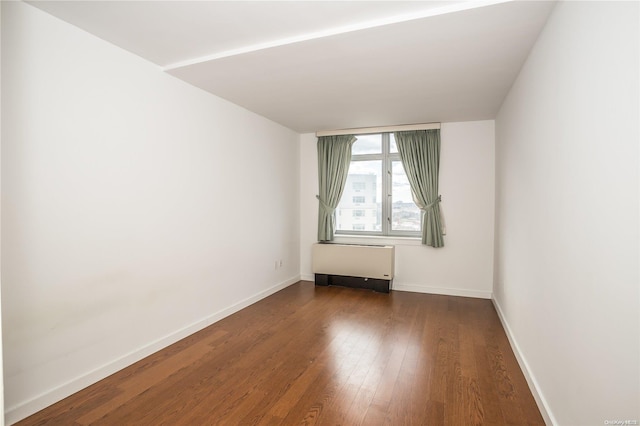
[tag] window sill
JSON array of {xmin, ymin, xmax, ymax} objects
[{"xmin": 333, "ymin": 234, "xmax": 422, "ymax": 246}]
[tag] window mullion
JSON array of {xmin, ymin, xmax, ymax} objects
[
  {"xmin": 382, "ymin": 133, "xmax": 391, "ymax": 236},
  {"xmin": 351, "ymin": 153, "xmax": 382, "ymax": 162}
]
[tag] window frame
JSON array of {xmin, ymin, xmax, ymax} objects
[{"xmin": 335, "ymin": 133, "xmax": 422, "ymax": 238}]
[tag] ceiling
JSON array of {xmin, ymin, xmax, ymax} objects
[{"xmin": 27, "ymin": 1, "xmax": 556, "ymax": 133}]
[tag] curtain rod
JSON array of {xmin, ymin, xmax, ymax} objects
[{"xmin": 316, "ymin": 122, "xmax": 440, "ymax": 137}]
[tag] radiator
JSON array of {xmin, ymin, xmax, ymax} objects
[{"xmin": 312, "ymin": 243, "xmax": 394, "ymax": 292}]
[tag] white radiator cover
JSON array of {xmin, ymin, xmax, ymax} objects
[{"xmin": 312, "ymin": 243, "xmax": 395, "ymax": 280}]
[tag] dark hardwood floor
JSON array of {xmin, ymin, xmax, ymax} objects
[{"xmin": 16, "ymin": 281, "xmax": 545, "ymax": 425}]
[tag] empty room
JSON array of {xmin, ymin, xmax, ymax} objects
[{"xmin": 1, "ymin": 1, "xmax": 638, "ymax": 425}]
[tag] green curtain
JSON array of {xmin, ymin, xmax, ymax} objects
[
  {"xmin": 395, "ymin": 129, "xmax": 444, "ymax": 247},
  {"xmin": 317, "ymin": 135, "xmax": 356, "ymax": 241}
]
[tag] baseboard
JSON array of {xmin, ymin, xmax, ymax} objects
[
  {"xmin": 303, "ymin": 275, "xmax": 490, "ymax": 299},
  {"xmin": 5, "ymin": 275, "xmax": 301, "ymax": 426},
  {"xmin": 392, "ymin": 282, "xmax": 492, "ymax": 299},
  {"xmin": 491, "ymin": 297, "xmax": 556, "ymax": 426},
  {"xmin": 300, "ymin": 273, "xmax": 314, "ymax": 281}
]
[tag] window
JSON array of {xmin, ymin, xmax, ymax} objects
[
  {"xmin": 335, "ymin": 133, "xmax": 421, "ymax": 237},
  {"xmin": 352, "ymin": 182, "xmax": 366, "ymax": 191}
]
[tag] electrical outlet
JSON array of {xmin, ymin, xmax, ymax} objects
[{"xmin": 279, "ymin": 260, "xmax": 283, "ymax": 268}]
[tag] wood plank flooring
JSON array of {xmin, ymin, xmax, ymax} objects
[{"xmin": 16, "ymin": 281, "xmax": 545, "ymax": 425}]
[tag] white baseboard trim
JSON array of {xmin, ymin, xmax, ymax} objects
[
  {"xmin": 491, "ymin": 297, "xmax": 556, "ymax": 426},
  {"xmin": 5, "ymin": 275, "xmax": 301, "ymax": 426},
  {"xmin": 300, "ymin": 275, "xmax": 490, "ymax": 299},
  {"xmin": 392, "ymin": 282, "xmax": 492, "ymax": 299}
]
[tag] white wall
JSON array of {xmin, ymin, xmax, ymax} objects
[
  {"xmin": 494, "ymin": 2, "xmax": 639, "ymax": 425},
  {"xmin": 301, "ymin": 120, "xmax": 495, "ymax": 298},
  {"xmin": 1, "ymin": 2, "xmax": 300, "ymax": 423}
]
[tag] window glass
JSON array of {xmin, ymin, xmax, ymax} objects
[
  {"xmin": 389, "ymin": 133, "xmax": 398, "ymax": 153},
  {"xmin": 336, "ymin": 160, "xmax": 382, "ymax": 233},
  {"xmin": 391, "ymin": 161, "xmax": 421, "ymax": 231},
  {"xmin": 352, "ymin": 134, "xmax": 382, "ymax": 155}
]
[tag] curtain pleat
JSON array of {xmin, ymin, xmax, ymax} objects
[
  {"xmin": 395, "ymin": 129, "xmax": 444, "ymax": 247},
  {"xmin": 316, "ymin": 135, "xmax": 356, "ymax": 241}
]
